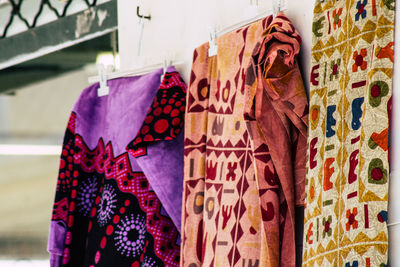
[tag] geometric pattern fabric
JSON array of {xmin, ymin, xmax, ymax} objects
[
  {"xmin": 181, "ymin": 13, "xmax": 308, "ymax": 267},
  {"xmin": 302, "ymin": 1, "xmax": 394, "ymax": 266},
  {"xmin": 181, "ymin": 18, "xmax": 271, "ymax": 266}
]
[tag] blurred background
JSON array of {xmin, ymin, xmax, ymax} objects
[{"xmin": 0, "ymin": 0, "xmax": 117, "ymax": 265}]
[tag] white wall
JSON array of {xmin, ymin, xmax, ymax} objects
[
  {"xmin": 118, "ymin": 0, "xmax": 398, "ymax": 264},
  {"xmin": 117, "ymin": 0, "xmax": 312, "ymax": 89}
]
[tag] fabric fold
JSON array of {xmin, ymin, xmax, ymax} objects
[
  {"xmin": 126, "ymin": 70, "xmax": 187, "ymax": 232},
  {"xmin": 127, "ymin": 71, "xmax": 187, "ymax": 155},
  {"xmin": 244, "ymin": 12, "xmax": 308, "ymax": 266}
]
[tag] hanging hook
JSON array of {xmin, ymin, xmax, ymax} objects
[{"xmin": 136, "ymin": 6, "xmax": 151, "ymax": 20}]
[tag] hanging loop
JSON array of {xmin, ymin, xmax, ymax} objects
[
  {"xmin": 208, "ymin": 28, "xmax": 218, "ymax": 57},
  {"xmin": 250, "ymin": 0, "xmax": 259, "ymax": 5},
  {"xmin": 272, "ymin": 0, "xmax": 281, "ymax": 17},
  {"xmin": 136, "ymin": 6, "xmax": 151, "ymax": 20},
  {"xmin": 160, "ymin": 59, "xmax": 170, "ymax": 82}
]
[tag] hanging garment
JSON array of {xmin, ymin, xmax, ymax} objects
[
  {"xmin": 48, "ymin": 67, "xmax": 186, "ymax": 267},
  {"xmin": 181, "ymin": 13, "xmax": 308, "ymax": 267},
  {"xmin": 302, "ymin": 1, "xmax": 394, "ymax": 266}
]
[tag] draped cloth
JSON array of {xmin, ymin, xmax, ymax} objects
[
  {"xmin": 302, "ymin": 1, "xmax": 394, "ymax": 266},
  {"xmin": 48, "ymin": 67, "xmax": 186, "ymax": 267},
  {"xmin": 181, "ymin": 13, "xmax": 308, "ymax": 267}
]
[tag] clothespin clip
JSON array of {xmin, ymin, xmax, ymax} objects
[
  {"xmin": 208, "ymin": 28, "xmax": 218, "ymax": 57},
  {"xmin": 97, "ymin": 64, "xmax": 109, "ymax": 97},
  {"xmin": 161, "ymin": 59, "xmax": 170, "ymax": 82},
  {"xmin": 272, "ymin": 0, "xmax": 281, "ymax": 18}
]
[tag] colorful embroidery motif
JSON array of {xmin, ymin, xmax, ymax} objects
[{"xmin": 303, "ymin": 1, "xmax": 394, "ymax": 266}]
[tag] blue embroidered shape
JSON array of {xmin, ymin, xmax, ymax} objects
[
  {"xmin": 355, "ymin": 0, "xmax": 368, "ymax": 21},
  {"xmin": 378, "ymin": 210, "xmax": 388, "ymax": 223},
  {"xmin": 326, "ymin": 105, "xmax": 337, "ymax": 138},
  {"xmin": 345, "ymin": 261, "xmax": 359, "ymax": 267},
  {"xmin": 351, "ymin": 97, "xmax": 364, "ymax": 130}
]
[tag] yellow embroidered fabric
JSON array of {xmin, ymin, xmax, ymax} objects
[{"xmin": 303, "ymin": 0, "xmax": 394, "ymax": 266}]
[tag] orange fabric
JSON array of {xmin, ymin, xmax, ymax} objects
[
  {"xmin": 376, "ymin": 42, "xmax": 394, "ymax": 63},
  {"xmin": 181, "ymin": 12, "xmax": 308, "ymax": 267},
  {"xmin": 244, "ymin": 13, "xmax": 308, "ymax": 266},
  {"xmin": 323, "ymin": 158, "xmax": 335, "ymax": 191},
  {"xmin": 371, "ymin": 128, "xmax": 389, "ymax": 151}
]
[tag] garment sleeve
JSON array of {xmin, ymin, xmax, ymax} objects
[
  {"xmin": 260, "ymin": 33, "xmax": 308, "ymax": 267},
  {"xmin": 48, "ymin": 113, "xmax": 77, "ymax": 267},
  {"xmin": 255, "ymin": 14, "xmax": 308, "ymax": 208}
]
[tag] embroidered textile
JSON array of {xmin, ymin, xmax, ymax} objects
[
  {"xmin": 48, "ymin": 68, "xmax": 186, "ymax": 267},
  {"xmin": 303, "ymin": 1, "xmax": 394, "ymax": 266},
  {"xmin": 181, "ymin": 13, "xmax": 308, "ymax": 267}
]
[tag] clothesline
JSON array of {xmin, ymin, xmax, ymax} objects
[
  {"xmin": 215, "ymin": 1, "xmax": 287, "ymax": 37},
  {"xmin": 88, "ymin": 61, "xmax": 185, "ymax": 84},
  {"xmin": 89, "ymin": 1, "xmax": 287, "ymax": 84}
]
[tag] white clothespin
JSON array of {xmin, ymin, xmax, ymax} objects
[
  {"xmin": 208, "ymin": 28, "xmax": 218, "ymax": 57},
  {"xmin": 160, "ymin": 59, "xmax": 170, "ymax": 82},
  {"xmin": 97, "ymin": 64, "xmax": 109, "ymax": 97},
  {"xmin": 272, "ymin": 0, "xmax": 281, "ymax": 18}
]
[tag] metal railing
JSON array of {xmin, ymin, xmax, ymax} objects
[{"xmin": 1, "ymin": 0, "xmax": 100, "ymax": 38}]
